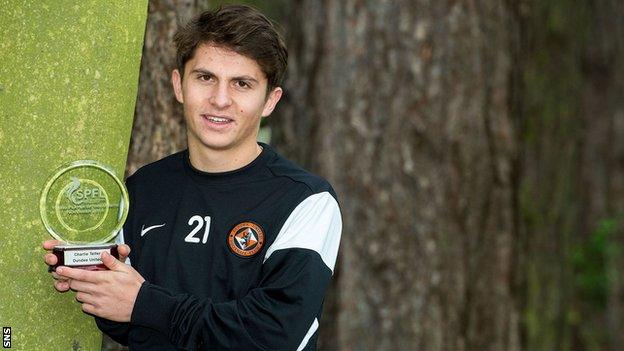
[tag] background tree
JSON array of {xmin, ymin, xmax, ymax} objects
[
  {"xmin": 512, "ymin": 1, "xmax": 624, "ymax": 349},
  {"xmin": 575, "ymin": 2, "xmax": 624, "ymax": 348},
  {"xmin": 274, "ymin": 1, "xmax": 519, "ymax": 349}
]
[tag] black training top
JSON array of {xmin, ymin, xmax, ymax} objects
[{"xmin": 96, "ymin": 143, "xmax": 342, "ymax": 350}]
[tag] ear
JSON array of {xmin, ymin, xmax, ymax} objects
[
  {"xmin": 261, "ymin": 87, "xmax": 283, "ymax": 118},
  {"xmin": 172, "ymin": 69, "xmax": 184, "ymax": 104}
]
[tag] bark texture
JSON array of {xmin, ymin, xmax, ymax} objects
[
  {"xmin": 512, "ymin": 1, "xmax": 624, "ymax": 349},
  {"xmin": 579, "ymin": 1, "xmax": 624, "ymax": 349},
  {"xmin": 126, "ymin": 0, "xmax": 208, "ymax": 174},
  {"xmin": 274, "ymin": 1, "xmax": 519, "ymax": 350},
  {"xmin": 512, "ymin": 2, "xmax": 589, "ymax": 349}
]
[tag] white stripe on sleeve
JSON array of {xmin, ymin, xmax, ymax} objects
[
  {"xmin": 297, "ymin": 318, "xmax": 319, "ymax": 351},
  {"xmin": 263, "ymin": 192, "xmax": 342, "ymax": 273}
]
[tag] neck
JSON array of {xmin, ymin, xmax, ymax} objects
[{"xmin": 188, "ymin": 141, "xmax": 262, "ymax": 173}]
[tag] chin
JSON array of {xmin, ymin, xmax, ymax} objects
[
  {"xmin": 190, "ymin": 131, "xmax": 233, "ymax": 149},
  {"xmin": 199, "ymin": 138, "xmax": 236, "ymax": 151}
]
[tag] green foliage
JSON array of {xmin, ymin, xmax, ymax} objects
[
  {"xmin": 567, "ymin": 218, "xmax": 621, "ymax": 350},
  {"xmin": 570, "ymin": 218, "xmax": 619, "ymax": 309}
]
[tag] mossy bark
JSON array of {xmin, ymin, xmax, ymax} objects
[
  {"xmin": 0, "ymin": 1, "xmax": 147, "ymax": 350},
  {"xmin": 511, "ymin": 0, "xmax": 624, "ymax": 349}
]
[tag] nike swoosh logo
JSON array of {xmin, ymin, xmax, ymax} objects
[{"xmin": 141, "ymin": 223, "xmax": 166, "ymax": 237}]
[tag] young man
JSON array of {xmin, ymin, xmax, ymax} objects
[{"xmin": 44, "ymin": 5, "xmax": 342, "ymax": 350}]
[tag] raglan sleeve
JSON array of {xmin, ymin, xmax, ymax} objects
[
  {"xmin": 130, "ymin": 190, "xmax": 342, "ymax": 350},
  {"xmin": 94, "ymin": 177, "xmax": 139, "ymax": 345}
]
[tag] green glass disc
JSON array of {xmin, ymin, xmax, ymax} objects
[{"xmin": 40, "ymin": 160, "xmax": 129, "ymax": 244}]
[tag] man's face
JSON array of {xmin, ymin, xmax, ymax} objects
[{"xmin": 172, "ymin": 43, "xmax": 282, "ymax": 156}]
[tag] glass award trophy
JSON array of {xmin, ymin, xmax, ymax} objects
[{"xmin": 40, "ymin": 160, "xmax": 129, "ymax": 271}]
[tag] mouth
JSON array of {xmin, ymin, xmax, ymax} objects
[{"xmin": 201, "ymin": 114, "xmax": 233, "ymax": 125}]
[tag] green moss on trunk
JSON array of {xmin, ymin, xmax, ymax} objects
[{"xmin": 0, "ymin": 1, "xmax": 147, "ymax": 349}]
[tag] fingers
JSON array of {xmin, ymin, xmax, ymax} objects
[
  {"xmin": 69, "ymin": 279, "xmax": 97, "ymax": 294},
  {"xmin": 117, "ymin": 244, "xmax": 131, "ymax": 262},
  {"xmin": 53, "ymin": 274, "xmax": 97, "ymax": 294},
  {"xmin": 101, "ymin": 251, "xmax": 122, "ymax": 271},
  {"xmin": 75, "ymin": 292, "xmax": 100, "ymax": 319},
  {"xmin": 44, "ymin": 253, "xmax": 58, "ymax": 266},
  {"xmin": 75, "ymin": 291, "xmax": 96, "ymax": 304},
  {"xmin": 47, "ymin": 245, "xmax": 68, "ymax": 291},
  {"xmin": 81, "ymin": 302, "xmax": 96, "ymax": 315},
  {"xmin": 43, "ymin": 239, "xmax": 63, "ymax": 250},
  {"xmin": 54, "ymin": 279, "xmax": 71, "ymax": 292},
  {"xmin": 44, "ymin": 241, "xmax": 61, "ymax": 273},
  {"xmin": 51, "ymin": 271, "xmax": 69, "ymax": 281},
  {"xmin": 57, "ymin": 266, "xmax": 98, "ymax": 282}
]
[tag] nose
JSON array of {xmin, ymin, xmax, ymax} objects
[{"xmin": 209, "ymin": 82, "xmax": 232, "ymax": 109}]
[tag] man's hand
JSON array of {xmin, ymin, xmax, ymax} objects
[
  {"xmin": 43, "ymin": 240, "xmax": 131, "ymax": 292},
  {"xmin": 56, "ymin": 251, "xmax": 145, "ymax": 322}
]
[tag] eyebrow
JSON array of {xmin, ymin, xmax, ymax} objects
[{"xmin": 190, "ymin": 69, "xmax": 260, "ymax": 84}]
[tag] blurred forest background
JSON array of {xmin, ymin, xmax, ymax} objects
[{"xmin": 109, "ymin": 0, "xmax": 624, "ymax": 350}]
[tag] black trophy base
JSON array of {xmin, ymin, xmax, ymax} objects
[{"xmin": 49, "ymin": 244, "xmax": 119, "ymax": 272}]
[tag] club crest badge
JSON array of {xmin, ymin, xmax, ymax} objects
[{"xmin": 228, "ymin": 222, "xmax": 265, "ymax": 257}]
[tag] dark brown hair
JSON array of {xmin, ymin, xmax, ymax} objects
[{"xmin": 174, "ymin": 5, "xmax": 288, "ymax": 92}]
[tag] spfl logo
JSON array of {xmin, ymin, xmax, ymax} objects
[
  {"xmin": 55, "ymin": 176, "xmax": 110, "ymax": 232},
  {"xmin": 65, "ymin": 177, "xmax": 106, "ymax": 205},
  {"xmin": 3, "ymin": 327, "xmax": 10, "ymax": 348}
]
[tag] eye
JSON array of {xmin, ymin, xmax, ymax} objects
[
  {"xmin": 197, "ymin": 74, "xmax": 214, "ymax": 82},
  {"xmin": 234, "ymin": 80, "xmax": 251, "ymax": 89}
]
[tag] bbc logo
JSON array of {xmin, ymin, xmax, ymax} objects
[{"xmin": 2, "ymin": 327, "xmax": 10, "ymax": 349}]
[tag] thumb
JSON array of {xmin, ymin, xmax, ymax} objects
[
  {"xmin": 117, "ymin": 244, "xmax": 131, "ymax": 263},
  {"xmin": 101, "ymin": 251, "xmax": 123, "ymax": 271}
]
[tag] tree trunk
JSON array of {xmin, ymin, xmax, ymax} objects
[
  {"xmin": 512, "ymin": 1, "xmax": 589, "ymax": 349},
  {"xmin": 274, "ymin": 1, "xmax": 519, "ymax": 350},
  {"xmin": 512, "ymin": 1, "xmax": 624, "ymax": 349},
  {"xmin": 126, "ymin": 0, "xmax": 208, "ymax": 175},
  {"xmin": 580, "ymin": 1, "xmax": 624, "ymax": 349},
  {"xmin": 0, "ymin": 1, "xmax": 146, "ymax": 350}
]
